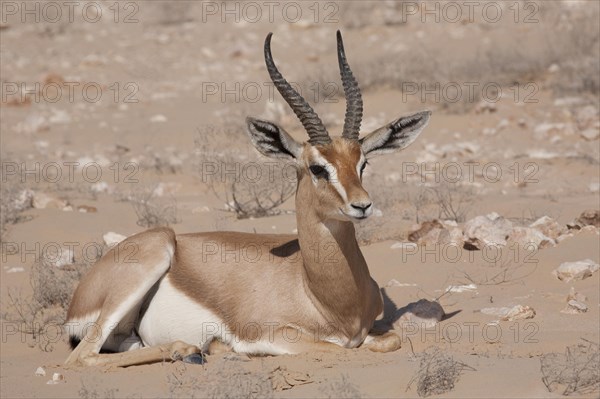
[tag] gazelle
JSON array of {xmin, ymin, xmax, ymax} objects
[{"xmin": 64, "ymin": 31, "xmax": 431, "ymax": 367}]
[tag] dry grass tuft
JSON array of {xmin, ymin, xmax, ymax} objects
[
  {"xmin": 2, "ymin": 258, "xmax": 94, "ymax": 351},
  {"xmin": 407, "ymin": 347, "xmax": 475, "ymax": 397},
  {"xmin": 129, "ymin": 185, "xmax": 179, "ymax": 228},
  {"xmin": 196, "ymin": 124, "xmax": 296, "ymax": 219},
  {"xmin": 541, "ymin": 339, "xmax": 600, "ymax": 396},
  {"xmin": 319, "ymin": 374, "xmax": 365, "ymax": 399}
]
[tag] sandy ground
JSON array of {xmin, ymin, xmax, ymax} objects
[{"xmin": 1, "ymin": 1, "xmax": 599, "ymax": 398}]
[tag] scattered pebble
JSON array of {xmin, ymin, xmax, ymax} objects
[
  {"xmin": 385, "ymin": 279, "xmax": 417, "ymax": 288},
  {"xmin": 463, "ymin": 212, "xmax": 513, "ymax": 248},
  {"xmin": 150, "ymin": 114, "xmax": 167, "ymax": 123},
  {"xmin": 46, "ymin": 372, "xmax": 65, "ymax": 385},
  {"xmin": 508, "ymin": 227, "xmax": 555, "ymax": 249},
  {"xmin": 103, "ymin": 232, "xmax": 127, "ymax": 248},
  {"xmin": 553, "ymin": 259, "xmax": 599, "ymax": 283},
  {"xmin": 32, "ymin": 192, "xmax": 68, "ymax": 210},
  {"xmin": 580, "ymin": 129, "xmax": 599, "ymax": 141},
  {"xmin": 529, "ymin": 216, "xmax": 567, "ymax": 240},
  {"xmin": 44, "ymin": 247, "xmax": 75, "ymax": 268},
  {"xmin": 561, "ymin": 288, "xmax": 588, "ymax": 314},
  {"xmin": 480, "ymin": 305, "xmax": 536, "ymax": 321},
  {"xmin": 390, "ymin": 242, "xmax": 417, "ymax": 250},
  {"xmin": 446, "ymin": 283, "xmax": 477, "ymax": 293},
  {"xmin": 90, "ymin": 182, "xmax": 110, "ymax": 193}
]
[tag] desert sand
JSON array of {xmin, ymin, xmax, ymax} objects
[{"xmin": 1, "ymin": 1, "xmax": 599, "ymax": 398}]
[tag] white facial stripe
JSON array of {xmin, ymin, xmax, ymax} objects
[{"xmin": 309, "ymin": 147, "xmax": 348, "ymax": 202}]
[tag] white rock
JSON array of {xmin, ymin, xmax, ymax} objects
[
  {"xmin": 481, "ymin": 305, "xmax": 535, "ymax": 321},
  {"xmin": 103, "ymin": 232, "xmax": 127, "ymax": 248},
  {"xmin": 548, "ymin": 64, "xmax": 560, "ymax": 73},
  {"xmin": 553, "ymin": 259, "xmax": 599, "ymax": 282},
  {"xmin": 13, "ymin": 189, "xmax": 34, "ymax": 211},
  {"xmin": 580, "ymin": 128, "xmax": 599, "ymax": 141},
  {"xmin": 464, "ymin": 213, "xmax": 513, "ymax": 248},
  {"xmin": 562, "ymin": 290, "xmax": 588, "ymax": 314},
  {"xmin": 527, "ymin": 149, "xmax": 559, "ymax": 159},
  {"xmin": 35, "ymin": 367, "xmax": 46, "ymax": 376},
  {"xmin": 49, "ymin": 109, "xmax": 71, "ymax": 124},
  {"xmin": 576, "ymin": 105, "xmax": 599, "ymax": 129},
  {"xmin": 534, "ymin": 123, "xmax": 564, "ymax": 140},
  {"xmin": 508, "ymin": 227, "xmax": 555, "ymax": 249},
  {"xmin": 6, "ymin": 267, "xmax": 25, "ymax": 273},
  {"xmin": 43, "ymin": 247, "xmax": 75, "ymax": 268},
  {"xmin": 32, "ymin": 192, "xmax": 68, "ymax": 209},
  {"xmin": 150, "ymin": 114, "xmax": 167, "ymax": 123},
  {"xmin": 390, "ymin": 242, "xmax": 417, "ymax": 250},
  {"xmin": 497, "ymin": 119, "xmax": 509, "ymax": 129},
  {"xmin": 529, "ymin": 216, "xmax": 567, "ymax": 240},
  {"xmin": 589, "ymin": 183, "xmax": 600, "ymax": 193},
  {"xmin": 562, "ymin": 299, "xmax": 588, "ymax": 314},
  {"xmin": 553, "ymin": 97, "xmax": 583, "ymax": 106},
  {"xmin": 446, "ymin": 283, "xmax": 477, "ymax": 293},
  {"xmin": 17, "ymin": 113, "xmax": 48, "ymax": 134},
  {"xmin": 475, "ymin": 101, "xmax": 497, "ymax": 114},
  {"xmin": 385, "ymin": 279, "xmax": 417, "ymax": 288},
  {"xmin": 90, "ymin": 181, "xmax": 109, "ymax": 193},
  {"xmin": 47, "ymin": 372, "xmax": 65, "ymax": 384},
  {"xmin": 152, "ymin": 182, "xmax": 181, "ymax": 197},
  {"xmin": 502, "ymin": 305, "xmax": 536, "ymax": 321}
]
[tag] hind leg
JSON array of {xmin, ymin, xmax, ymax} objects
[{"xmin": 65, "ymin": 228, "xmax": 196, "ymax": 367}]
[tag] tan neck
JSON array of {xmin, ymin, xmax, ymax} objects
[{"xmin": 295, "ymin": 175, "xmax": 374, "ymax": 332}]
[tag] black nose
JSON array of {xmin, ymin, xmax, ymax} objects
[{"xmin": 351, "ymin": 202, "xmax": 372, "ymax": 212}]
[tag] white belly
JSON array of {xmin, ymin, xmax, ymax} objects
[
  {"xmin": 137, "ymin": 276, "xmax": 228, "ymax": 351},
  {"xmin": 137, "ymin": 276, "xmax": 295, "ymax": 355}
]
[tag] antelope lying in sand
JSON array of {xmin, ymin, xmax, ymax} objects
[{"xmin": 65, "ymin": 31, "xmax": 431, "ymax": 367}]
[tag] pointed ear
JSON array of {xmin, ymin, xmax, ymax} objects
[
  {"xmin": 246, "ymin": 117, "xmax": 303, "ymax": 160},
  {"xmin": 359, "ymin": 110, "xmax": 431, "ymax": 157}
]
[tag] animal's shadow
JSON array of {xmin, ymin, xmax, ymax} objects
[{"xmin": 372, "ymin": 288, "xmax": 462, "ymax": 333}]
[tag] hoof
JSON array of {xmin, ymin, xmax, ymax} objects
[{"xmin": 182, "ymin": 353, "xmax": 206, "ymax": 365}]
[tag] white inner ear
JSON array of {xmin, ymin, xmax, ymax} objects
[{"xmin": 308, "ymin": 147, "xmax": 347, "ymax": 202}]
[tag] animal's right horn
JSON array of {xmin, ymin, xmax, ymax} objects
[{"xmin": 264, "ymin": 32, "xmax": 331, "ymax": 145}]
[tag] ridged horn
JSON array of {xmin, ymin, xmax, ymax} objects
[
  {"xmin": 264, "ymin": 32, "xmax": 331, "ymax": 145},
  {"xmin": 336, "ymin": 30, "xmax": 363, "ymax": 141}
]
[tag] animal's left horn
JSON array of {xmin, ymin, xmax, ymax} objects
[{"xmin": 337, "ymin": 30, "xmax": 363, "ymax": 141}]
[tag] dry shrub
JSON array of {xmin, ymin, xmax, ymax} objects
[
  {"xmin": 407, "ymin": 347, "xmax": 475, "ymax": 397},
  {"xmin": 541, "ymin": 340, "xmax": 600, "ymax": 396},
  {"xmin": 319, "ymin": 374, "xmax": 365, "ymax": 399},
  {"xmin": 196, "ymin": 124, "xmax": 296, "ymax": 219},
  {"xmin": 167, "ymin": 361, "xmax": 273, "ymax": 399},
  {"xmin": 409, "ymin": 183, "xmax": 475, "ymax": 223},
  {"xmin": 2, "ymin": 260, "xmax": 93, "ymax": 351},
  {"xmin": 129, "ymin": 185, "xmax": 179, "ymax": 228},
  {"xmin": 0, "ymin": 174, "xmax": 33, "ymax": 238}
]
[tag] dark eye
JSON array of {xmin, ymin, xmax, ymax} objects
[
  {"xmin": 309, "ymin": 164, "xmax": 328, "ymax": 179},
  {"xmin": 360, "ymin": 161, "xmax": 368, "ymax": 177}
]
